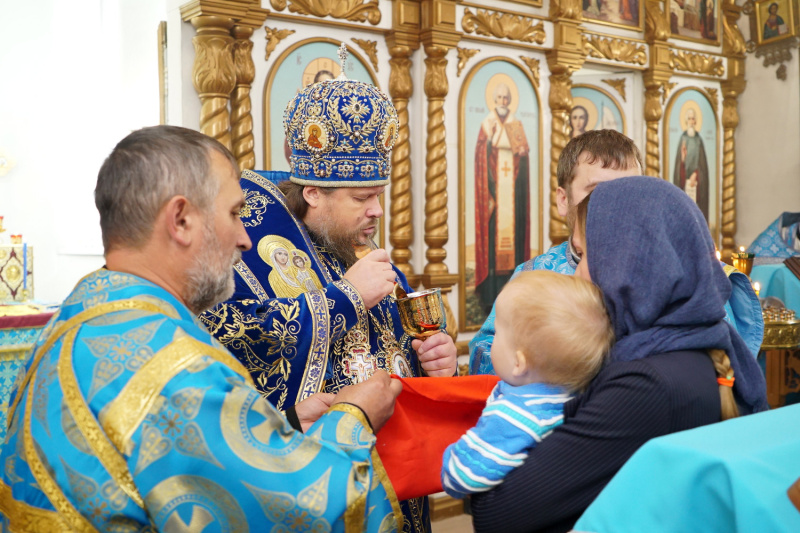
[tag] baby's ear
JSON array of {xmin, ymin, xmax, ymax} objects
[{"xmin": 513, "ymin": 350, "xmax": 528, "ymax": 377}]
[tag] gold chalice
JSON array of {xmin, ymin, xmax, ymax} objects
[{"xmin": 396, "ymin": 288, "xmax": 447, "ymax": 339}]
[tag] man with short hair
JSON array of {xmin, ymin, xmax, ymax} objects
[
  {"xmin": 0, "ymin": 125, "xmax": 404, "ymax": 532},
  {"xmin": 470, "ymin": 129, "xmax": 763, "ymax": 375},
  {"xmin": 202, "ymin": 57, "xmax": 456, "ymax": 533}
]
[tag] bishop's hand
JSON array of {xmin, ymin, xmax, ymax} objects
[{"xmin": 343, "ymin": 249, "xmax": 396, "ymax": 309}]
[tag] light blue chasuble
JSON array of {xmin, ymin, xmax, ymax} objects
[{"xmin": 0, "ymin": 269, "xmax": 401, "ymax": 532}]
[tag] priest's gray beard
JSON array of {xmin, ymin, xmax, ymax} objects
[{"xmin": 185, "ymin": 219, "xmax": 241, "ymax": 313}]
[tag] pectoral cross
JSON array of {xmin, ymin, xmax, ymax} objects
[
  {"xmin": 500, "ymin": 161, "xmax": 512, "ymax": 178},
  {"xmin": 344, "ymin": 347, "xmax": 375, "ymax": 383}
]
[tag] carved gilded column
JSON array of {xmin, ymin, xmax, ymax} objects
[
  {"xmin": 229, "ymin": 6, "xmax": 268, "ymax": 170},
  {"xmin": 387, "ymin": 3, "xmax": 421, "ymax": 289},
  {"xmin": 643, "ymin": 0, "xmax": 673, "ymax": 178},
  {"xmin": 420, "ymin": 0, "xmax": 460, "ymax": 337},
  {"xmin": 720, "ymin": 0, "xmax": 747, "ymax": 259},
  {"xmin": 231, "ymin": 26, "xmax": 256, "ymax": 170},
  {"xmin": 546, "ymin": 0, "xmax": 584, "ymax": 245},
  {"xmin": 183, "ymin": 14, "xmax": 237, "ymax": 148}
]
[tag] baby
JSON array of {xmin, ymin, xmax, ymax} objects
[{"xmin": 442, "ymin": 270, "xmax": 614, "ymax": 498}]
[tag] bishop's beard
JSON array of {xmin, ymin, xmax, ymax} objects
[{"xmin": 307, "ymin": 217, "xmax": 378, "ymax": 268}]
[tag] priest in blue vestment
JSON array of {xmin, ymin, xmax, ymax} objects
[
  {"xmin": 200, "ymin": 46, "xmax": 457, "ymax": 533},
  {"xmin": 0, "ymin": 125, "xmax": 403, "ymax": 532}
]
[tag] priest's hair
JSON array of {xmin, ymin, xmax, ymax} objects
[{"xmin": 95, "ymin": 125, "xmax": 238, "ymax": 252}]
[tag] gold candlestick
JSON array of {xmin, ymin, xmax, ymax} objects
[{"xmin": 731, "ymin": 252, "xmax": 754, "ymax": 276}]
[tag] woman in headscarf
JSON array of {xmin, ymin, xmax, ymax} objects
[{"xmin": 470, "ymin": 176, "xmax": 767, "ymax": 533}]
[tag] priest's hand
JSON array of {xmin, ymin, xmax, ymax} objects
[
  {"xmin": 332, "ymin": 370, "xmax": 402, "ymax": 432},
  {"xmin": 413, "ymin": 332, "xmax": 458, "ymax": 377},
  {"xmin": 294, "ymin": 393, "xmax": 336, "ymax": 432},
  {"xmin": 344, "ymin": 249, "xmax": 396, "ymax": 309}
]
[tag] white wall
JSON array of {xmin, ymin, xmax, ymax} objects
[
  {"xmin": 0, "ymin": 0, "xmax": 167, "ymax": 302},
  {"xmin": 736, "ymin": 21, "xmax": 800, "ymax": 247}
]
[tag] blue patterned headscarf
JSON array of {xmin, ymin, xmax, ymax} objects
[{"xmin": 585, "ymin": 177, "xmax": 768, "ymax": 414}]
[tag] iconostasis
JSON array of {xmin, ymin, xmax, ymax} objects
[{"xmin": 174, "ymin": 0, "xmax": 747, "ymax": 336}]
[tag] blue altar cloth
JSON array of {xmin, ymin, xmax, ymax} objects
[
  {"xmin": 574, "ymin": 404, "xmax": 800, "ymax": 533},
  {"xmin": 751, "ymin": 263, "xmax": 800, "ymax": 313}
]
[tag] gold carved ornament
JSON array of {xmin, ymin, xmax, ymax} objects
[
  {"xmin": 352, "ymin": 38, "xmax": 379, "ymax": 72},
  {"xmin": 456, "ymin": 47, "xmax": 480, "ymax": 77},
  {"xmin": 642, "ymin": 0, "xmax": 672, "ymax": 179},
  {"xmin": 269, "ymin": 0, "xmax": 381, "ymax": 25},
  {"xmin": 387, "ymin": 43, "xmax": 418, "ymax": 285},
  {"xmin": 264, "ymin": 27, "xmax": 296, "ymax": 61},
  {"xmin": 519, "ymin": 56, "xmax": 541, "ymax": 89},
  {"xmin": 422, "ymin": 44, "xmax": 451, "ymax": 277},
  {"xmin": 720, "ymin": 91, "xmax": 739, "ymax": 256},
  {"xmin": 669, "ymin": 50, "xmax": 725, "ymax": 77},
  {"xmin": 660, "ymin": 81, "xmax": 678, "ymax": 104},
  {"xmin": 547, "ymin": 68, "xmax": 574, "ymax": 243},
  {"xmin": 461, "ymin": 8, "xmax": 546, "ymax": 44},
  {"xmin": 232, "ymin": 28, "xmax": 256, "ymax": 171},
  {"xmin": 602, "ymin": 78, "xmax": 627, "ymax": 101},
  {"xmin": 188, "ymin": 16, "xmax": 237, "ymax": 149},
  {"xmin": 550, "ymin": 0, "xmax": 583, "ymax": 19},
  {"xmin": 583, "ymin": 35, "xmax": 647, "ymax": 65},
  {"xmin": 644, "ymin": 0, "xmax": 670, "ymax": 42}
]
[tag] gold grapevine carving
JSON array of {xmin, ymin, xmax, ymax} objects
[
  {"xmin": 548, "ymin": 69, "xmax": 572, "ymax": 244},
  {"xmin": 705, "ymin": 87, "xmax": 719, "ymax": 102},
  {"xmin": 191, "ymin": 17, "xmax": 237, "ymax": 149},
  {"xmin": 352, "ymin": 38, "xmax": 379, "ymax": 72},
  {"xmin": 265, "ymin": 27, "xmax": 295, "ymax": 61},
  {"xmin": 644, "ymin": 0, "xmax": 670, "ymax": 42},
  {"xmin": 232, "ymin": 34, "xmax": 256, "ymax": 170},
  {"xmin": 270, "ymin": 0, "xmax": 288, "ymax": 9},
  {"xmin": 643, "ymin": 81, "xmax": 663, "ymax": 178},
  {"xmin": 669, "ymin": 50, "xmax": 725, "ymax": 77},
  {"xmin": 550, "ymin": 0, "xmax": 583, "ymax": 20},
  {"xmin": 456, "ymin": 47, "xmax": 480, "ymax": 77},
  {"xmin": 388, "ymin": 46, "xmax": 416, "ymax": 282},
  {"xmin": 280, "ymin": 0, "xmax": 381, "ymax": 25},
  {"xmin": 520, "ymin": 56, "xmax": 541, "ymax": 88},
  {"xmin": 602, "ymin": 78, "xmax": 627, "ymax": 101},
  {"xmin": 423, "ymin": 45, "xmax": 450, "ymax": 275},
  {"xmin": 720, "ymin": 93, "xmax": 739, "ymax": 256},
  {"xmin": 722, "ymin": 6, "xmax": 747, "ymax": 56},
  {"xmin": 193, "ymin": 34, "xmax": 237, "ymax": 96},
  {"xmin": 661, "ymin": 81, "xmax": 677, "ymax": 104},
  {"xmin": 584, "ymin": 36, "xmax": 647, "ymax": 65},
  {"xmin": 462, "ymin": 8, "xmax": 545, "ymax": 44}
]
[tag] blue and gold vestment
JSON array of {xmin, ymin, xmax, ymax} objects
[
  {"xmin": 0, "ymin": 269, "xmax": 400, "ymax": 532},
  {"xmin": 200, "ymin": 170, "xmax": 430, "ymax": 533}
]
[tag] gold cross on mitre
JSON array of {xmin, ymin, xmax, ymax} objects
[{"xmin": 337, "ymin": 43, "xmax": 348, "ymax": 80}]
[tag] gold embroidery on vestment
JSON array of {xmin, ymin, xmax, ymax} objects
[
  {"xmin": 23, "ymin": 367, "xmax": 98, "ymax": 532},
  {"xmin": 102, "ymin": 331, "xmax": 252, "ymax": 455},
  {"xmin": 58, "ymin": 328, "xmax": 145, "ymax": 508}
]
